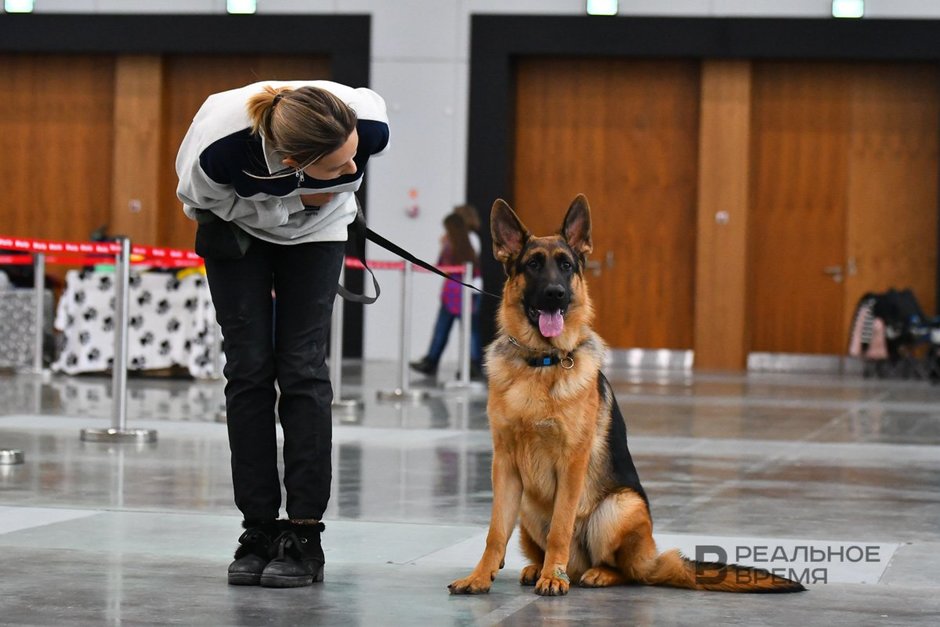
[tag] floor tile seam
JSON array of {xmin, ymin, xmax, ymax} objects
[
  {"xmin": 793, "ymin": 404, "xmax": 865, "ymax": 445},
  {"xmin": 0, "ymin": 505, "xmax": 491, "ymax": 532},
  {"xmin": 0, "ymin": 505, "xmax": 241, "ymax": 522},
  {"xmin": 0, "ymin": 417, "xmax": 494, "ymax": 445},
  {"xmin": 632, "ymin": 439, "xmax": 940, "ymax": 470},
  {"xmin": 682, "ymin": 373, "xmax": 929, "ymax": 389},
  {"xmin": 616, "ymin": 394, "xmax": 868, "ymax": 411},
  {"xmin": 617, "ymin": 393, "xmax": 940, "ymax": 415},
  {"xmin": 797, "ymin": 391, "xmax": 940, "ymax": 445},
  {"xmin": 877, "ymin": 579, "xmax": 940, "ymax": 592}
]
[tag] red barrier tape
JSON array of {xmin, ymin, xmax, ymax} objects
[
  {"xmin": 0, "ymin": 235, "xmax": 202, "ymax": 263},
  {"xmin": 0, "ymin": 254, "xmax": 201, "ymax": 268},
  {"xmin": 343, "ymin": 258, "xmax": 465, "ymax": 274},
  {"xmin": 1, "ymin": 234, "xmax": 466, "ymax": 274}
]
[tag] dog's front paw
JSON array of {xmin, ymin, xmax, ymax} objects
[
  {"xmin": 519, "ymin": 564, "xmax": 540, "ymax": 586},
  {"xmin": 535, "ymin": 566, "xmax": 570, "ymax": 596},
  {"xmin": 448, "ymin": 572, "xmax": 494, "ymax": 595}
]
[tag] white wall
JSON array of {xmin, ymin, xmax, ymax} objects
[{"xmin": 15, "ymin": 0, "xmax": 940, "ymax": 364}]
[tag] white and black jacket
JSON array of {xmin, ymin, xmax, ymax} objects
[{"xmin": 176, "ymin": 80, "xmax": 389, "ymax": 245}]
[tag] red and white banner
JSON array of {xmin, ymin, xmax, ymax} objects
[
  {"xmin": 0, "ymin": 235, "xmax": 202, "ymax": 267},
  {"xmin": 0, "ymin": 235, "xmax": 202, "ymax": 264},
  {"xmin": 1, "ymin": 234, "xmax": 465, "ymax": 274}
]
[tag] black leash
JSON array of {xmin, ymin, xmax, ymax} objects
[{"xmin": 339, "ymin": 208, "xmax": 501, "ymax": 304}]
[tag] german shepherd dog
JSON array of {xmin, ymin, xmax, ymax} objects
[{"xmin": 448, "ymin": 195, "xmax": 805, "ymax": 596}]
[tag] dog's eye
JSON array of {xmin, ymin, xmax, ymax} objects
[
  {"xmin": 559, "ymin": 259, "xmax": 573, "ymax": 272},
  {"xmin": 526, "ymin": 258, "xmax": 541, "ymax": 270}
]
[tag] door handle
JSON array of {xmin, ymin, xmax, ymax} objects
[{"xmin": 823, "ymin": 265, "xmax": 844, "ymax": 283}]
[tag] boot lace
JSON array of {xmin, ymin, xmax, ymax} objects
[
  {"xmin": 238, "ymin": 528, "xmax": 269, "ymax": 546},
  {"xmin": 273, "ymin": 531, "xmax": 302, "ymax": 561}
]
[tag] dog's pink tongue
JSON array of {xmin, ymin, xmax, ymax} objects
[{"xmin": 538, "ymin": 310, "xmax": 564, "ymax": 338}]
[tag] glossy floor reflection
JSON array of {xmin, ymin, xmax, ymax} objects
[{"xmin": 1, "ymin": 363, "xmax": 939, "ymax": 625}]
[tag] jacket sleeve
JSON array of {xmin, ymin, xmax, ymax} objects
[
  {"xmin": 350, "ymin": 87, "xmax": 390, "ymax": 157},
  {"xmin": 176, "ymin": 140, "xmax": 291, "ymax": 228}
]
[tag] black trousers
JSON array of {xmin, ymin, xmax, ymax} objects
[{"xmin": 204, "ymin": 237, "xmax": 344, "ymax": 522}]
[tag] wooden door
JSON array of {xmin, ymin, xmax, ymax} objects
[
  {"xmin": 749, "ymin": 62, "xmax": 939, "ymax": 355},
  {"xmin": 749, "ymin": 62, "xmax": 851, "ymax": 354},
  {"xmin": 844, "ymin": 63, "xmax": 939, "ymax": 331},
  {"xmin": 158, "ymin": 55, "xmax": 331, "ymax": 251},
  {"xmin": 513, "ymin": 58, "xmax": 700, "ymax": 349}
]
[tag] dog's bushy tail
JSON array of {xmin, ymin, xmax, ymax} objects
[{"xmin": 642, "ymin": 549, "xmax": 806, "ymax": 593}]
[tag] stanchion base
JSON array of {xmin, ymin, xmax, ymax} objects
[
  {"xmin": 80, "ymin": 428, "xmax": 158, "ymax": 444},
  {"xmin": 443, "ymin": 380, "xmax": 488, "ymax": 393},
  {"xmin": 332, "ymin": 399, "xmax": 362, "ymax": 412},
  {"xmin": 0, "ymin": 449, "xmax": 25, "ymax": 465},
  {"xmin": 376, "ymin": 388, "xmax": 428, "ymax": 403},
  {"xmin": 333, "ymin": 399, "xmax": 363, "ymax": 424},
  {"xmin": 18, "ymin": 368, "xmax": 52, "ymax": 382}
]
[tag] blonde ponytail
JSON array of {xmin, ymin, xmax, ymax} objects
[
  {"xmin": 246, "ymin": 85, "xmax": 291, "ymax": 140},
  {"xmin": 245, "ymin": 84, "xmax": 358, "ymax": 170}
]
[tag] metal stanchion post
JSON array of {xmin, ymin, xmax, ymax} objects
[
  {"xmin": 377, "ymin": 262, "xmax": 427, "ymax": 402},
  {"xmin": 446, "ymin": 262, "xmax": 485, "ymax": 392},
  {"xmin": 331, "ymin": 265, "xmax": 361, "ymax": 415},
  {"xmin": 80, "ymin": 238, "xmax": 157, "ymax": 444},
  {"xmin": 30, "ymin": 252, "xmax": 48, "ymax": 377},
  {"xmin": 3, "ymin": 254, "xmax": 47, "ymax": 464}
]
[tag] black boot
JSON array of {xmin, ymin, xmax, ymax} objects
[
  {"xmin": 260, "ymin": 522, "xmax": 326, "ymax": 588},
  {"xmin": 228, "ymin": 519, "xmax": 279, "ymax": 586},
  {"xmin": 409, "ymin": 357, "xmax": 438, "ymax": 377}
]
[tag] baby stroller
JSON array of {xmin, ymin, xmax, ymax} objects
[{"xmin": 848, "ymin": 288, "xmax": 933, "ymax": 379}]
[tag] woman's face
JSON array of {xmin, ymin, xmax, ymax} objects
[{"xmin": 283, "ymin": 128, "xmax": 359, "ymax": 181}]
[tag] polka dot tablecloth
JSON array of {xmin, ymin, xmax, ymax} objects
[{"xmin": 52, "ymin": 269, "xmax": 221, "ymax": 379}]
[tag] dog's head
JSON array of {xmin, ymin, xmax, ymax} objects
[{"xmin": 491, "ymin": 194, "xmax": 594, "ymax": 348}]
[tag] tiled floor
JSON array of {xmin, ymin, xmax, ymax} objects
[{"xmin": 1, "ymin": 362, "xmax": 939, "ymax": 625}]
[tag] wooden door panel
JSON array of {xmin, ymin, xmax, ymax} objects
[
  {"xmin": 0, "ymin": 54, "xmax": 115, "ymax": 245},
  {"xmin": 845, "ymin": 63, "xmax": 939, "ymax": 329},
  {"xmin": 513, "ymin": 58, "xmax": 700, "ymax": 349},
  {"xmin": 749, "ymin": 62, "xmax": 850, "ymax": 354},
  {"xmin": 158, "ymin": 55, "xmax": 331, "ymax": 251}
]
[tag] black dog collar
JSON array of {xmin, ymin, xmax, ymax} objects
[
  {"xmin": 508, "ymin": 336, "xmax": 575, "ymax": 369},
  {"xmin": 527, "ymin": 354, "xmax": 575, "ymax": 369}
]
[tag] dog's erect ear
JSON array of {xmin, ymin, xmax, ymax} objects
[
  {"xmin": 491, "ymin": 199, "xmax": 529, "ymax": 264},
  {"xmin": 561, "ymin": 194, "xmax": 593, "ymax": 256}
]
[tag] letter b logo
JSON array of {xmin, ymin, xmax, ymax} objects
[{"xmin": 694, "ymin": 545, "xmax": 728, "ymax": 585}]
